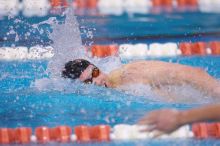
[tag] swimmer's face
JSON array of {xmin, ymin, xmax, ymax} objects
[{"xmin": 79, "ymin": 65, "xmax": 107, "ymax": 87}]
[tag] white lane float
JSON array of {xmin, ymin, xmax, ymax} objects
[
  {"xmin": 162, "ymin": 125, "xmax": 194, "ymax": 138},
  {"xmin": 22, "ymin": 0, "xmax": 51, "ymax": 17},
  {"xmin": 163, "ymin": 42, "xmax": 181, "ymax": 56},
  {"xmin": 0, "ymin": 46, "xmax": 54, "ymax": 61},
  {"xmin": 124, "ymin": 0, "xmax": 152, "ymax": 14},
  {"xmin": 198, "ymin": 0, "xmax": 220, "ymax": 13},
  {"xmin": 0, "ymin": 46, "xmax": 54, "ymax": 60},
  {"xmin": 119, "ymin": 44, "xmax": 148, "ymax": 59},
  {"xmin": 28, "ymin": 46, "xmax": 54, "ymax": 60},
  {"xmin": 97, "ymin": 0, "xmax": 124, "ymax": 15},
  {"xmin": 148, "ymin": 42, "xmax": 180, "ymax": 57},
  {"xmin": 111, "ymin": 124, "xmax": 193, "ymax": 140},
  {"xmin": 0, "ymin": 0, "xmax": 21, "ymax": 16},
  {"xmin": 0, "ymin": 47, "xmax": 28, "ymax": 60},
  {"xmin": 111, "ymin": 124, "xmax": 150, "ymax": 140}
]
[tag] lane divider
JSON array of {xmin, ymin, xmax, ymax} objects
[
  {"xmin": 73, "ymin": 0, "xmax": 98, "ymax": 9},
  {"xmin": 0, "ymin": 128, "xmax": 15, "ymax": 144},
  {"xmin": 15, "ymin": 127, "xmax": 32, "ymax": 144},
  {"xmin": 3, "ymin": 122, "xmax": 220, "ymax": 144},
  {"xmin": 1, "ymin": 0, "xmax": 220, "ymax": 17},
  {"xmin": 152, "ymin": 0, "xmax": 173, "ymax": 7},
  {"xmin": 35, "ymin": 127, "xmax": 51, "ymax": 143},
  {"xmin": 0, "ymin": 124, "xmax": 194, "ymax": 144},
  {"xmin": 50, "ymin": 0, "xmax": 68, "ymax": 8},
  {"xmin": 119, "ymin": 44, "xmax": 148, "ymax": 59},
  {"xmin": 0, "ymin": 41, "xmax": 220, "ymax": 60},
  {"xmin": 192, "ymin": 123, "xmax": 220, "ymax": 139},
  {"xmin": 177, "ymin": 0, "xmax": 198, "ymax": 7},
  {"xmin": 22, "ymin": 0, "xmax": 51, "ymax": 17},
  {"xmin": 74, "ymin": 0, "xmax": 220, "ymax": 14},
  {"xmin": 179, "ymin": 42, "xmax": 207, "ymax": 56},
  {"xmin": 50, "ymin": 126, "xmax": 72, "ymax": 143},
  {"xmin": 88, "ymin": 41, "xmax": 220, "ymax": 58},
  {"xmin": 74, "ymin": 126, "xmax": 91, "ymax": 142},
  {"xmin": 91, "ymin": 45, "xmax": 118, "ymax": 58},
  {"xmin": 210, "ymin": 41, "xmax": 220, "ymax": 55}
]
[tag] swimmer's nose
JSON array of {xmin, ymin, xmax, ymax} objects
[{"xmin": 93, "ymin": 77, "xmax": 103, "ymax": 86}]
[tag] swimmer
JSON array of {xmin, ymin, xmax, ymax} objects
[
  {"xmin": 138, "ymin": 104, "xmax": 220, "ymax": 134},
  {"xmin": 62, "ymin": 59, "xmax": 220, "ymax": 98}
]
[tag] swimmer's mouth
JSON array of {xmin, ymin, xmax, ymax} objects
[{"xmin": 104, "ymin": 83, "xmax": 108, "ymax": 88}]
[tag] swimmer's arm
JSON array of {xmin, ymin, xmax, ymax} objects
[
  {"xmin": 177, "ymin": 67, "xmax": 220, "ymax": 97},
  {"xmin": 179, "ymin": 104, "xmax": 220, "ymax": 125},
  {"xmin": 138, "ymin": 104, "xmax": 220, "ymax": 133}
]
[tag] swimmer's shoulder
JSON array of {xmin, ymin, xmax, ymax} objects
[
  {"xmin": 108, "ymin": 68, "xmax": 124, "ymax": 88},
  {"xmin": 128, "ymin": 60, "xmax": 190, "ymax": 68}
]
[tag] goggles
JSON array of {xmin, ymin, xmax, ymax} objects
[{"xmin": 83, "ymin": 67, "xmax": 100, "ymax": 84}]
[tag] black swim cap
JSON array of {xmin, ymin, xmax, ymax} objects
[{"xmin": 62, "ymin": 59, "xmax": 92, "ymax": 79}]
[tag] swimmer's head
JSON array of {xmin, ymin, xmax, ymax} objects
[
  {"xmin": 62, "ymin": 59, "xmax": 92, "ymax": 80},
  {"xmin": 62, "ymin": 59, "xmax": 108, "ymax": 87}
]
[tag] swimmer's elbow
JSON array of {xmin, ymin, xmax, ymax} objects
[
  {"xmin": 193, "ymin": 67, "xmax": 206, "ymax": 76},
  {"xmin": 195, "ymin": 67, "xmax": 204, "ymax": 72},
  {"xmin": 183, "ymin": 67, "xmax": 205, "ymax": 80},
  {"xmin": 183, "ymin": 67, "xmax": 207, "ymax": 85}
]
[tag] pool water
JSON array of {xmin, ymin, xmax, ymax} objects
[
  {"xmin": 1, "ymin": 11, "xmax": 220, "ymax": 47},
  {"xmin": 1, "ymin": 8, "xmax": 220, "ymax": 146},
  {"xmin": 1, "ymin": 56, "xmax": 220, "ymax": 145}
]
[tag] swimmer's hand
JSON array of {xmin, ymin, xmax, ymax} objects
[{"xmin": 138, "ymin": 109, "xmax": 182, "ymax": 134}]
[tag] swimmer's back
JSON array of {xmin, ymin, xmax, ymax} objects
[{"xmin": 108, "ymin": 60, "xmax": 197, "ymax": 87}]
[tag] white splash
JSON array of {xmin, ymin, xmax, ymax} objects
[
  {"xmin": 46, "ymin": 8, "xmax": 122, "ymax": 77},
  {"xmin": 118, "ymin": 83, "xmax": 213, "ymax": 103},
  {"xmin": 47, "ymin": 8, "xmax": 87, "ymax": 78}
]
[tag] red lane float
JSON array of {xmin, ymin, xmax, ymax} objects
[
  {"xmin": 152, "ymin": 0, "xmax": 173, "ymax": 7},
  {"xmin": 210, "ymin": 41, "xmax": 220, "ymax": 55},
  {"xmin": 51, "ymin": 126, "xmax": 72, "ymax": 143},
  {"xmin": 74, "ymin": 0, "xmax": 98, "ymax": 9},
  {"xmin": 15, "ymin": 127, "xmax": 32, "ymax": 144},
  {"xmin": 192, "ymin": 42, "xmax": 206, "ymax": 55},
  {"xmin": 74, "ymin": 126, "xmax": 91, "ymax": 142},
  {"xmin": 179, "ymin": 42, "xmax": 207, "ymax": 55},
  {"xmin": 207, "ymin": 123, "xmax": 220, "ymax": 138},
  {"xmin": 0, "ymin": 128, "xmax": 15, "ymax": 144},
  {"xmin": 179, "ymin": 42, "xmax": 193, "ymax": 55},
  {"xmin": 176, "ymin": 0, "xmax": 198, "ymax": 7},
  {"xmin": 50, "ymin": 0, "xmax": 68, "ymax": 7},
  {"xmin": 91, "ymin": 45, "xmax": 118, "ymax": 58},
  {"xmin": 35, "ymin": 127, "xmax": 51, "ymax": 143},
  {"xmin": 89, "ymin": 125, "xmax": 110, "ymax": 141},
  {"xmin": 192, "ymin": 123, "xmax": 208, "ymax": 139},
  {"xmin": 192, "ymin": 123, "xmax": 220, "ymax": 139},
  {"xmin": 74, "ymin": 125, "xmax": 110, "ymax": 142}
]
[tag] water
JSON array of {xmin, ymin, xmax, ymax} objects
[{"xmin": 1, "ymin": 7, "xmax": 220, "ymax": 146}]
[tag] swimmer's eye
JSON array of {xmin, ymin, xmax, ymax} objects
[
  {"xmin": 92, "ymin": 67, "xmax": 100, "ymax": 78},
  {"xmin": 83, "ymin": 66, "xmax": 100, "ymax": 84}
]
